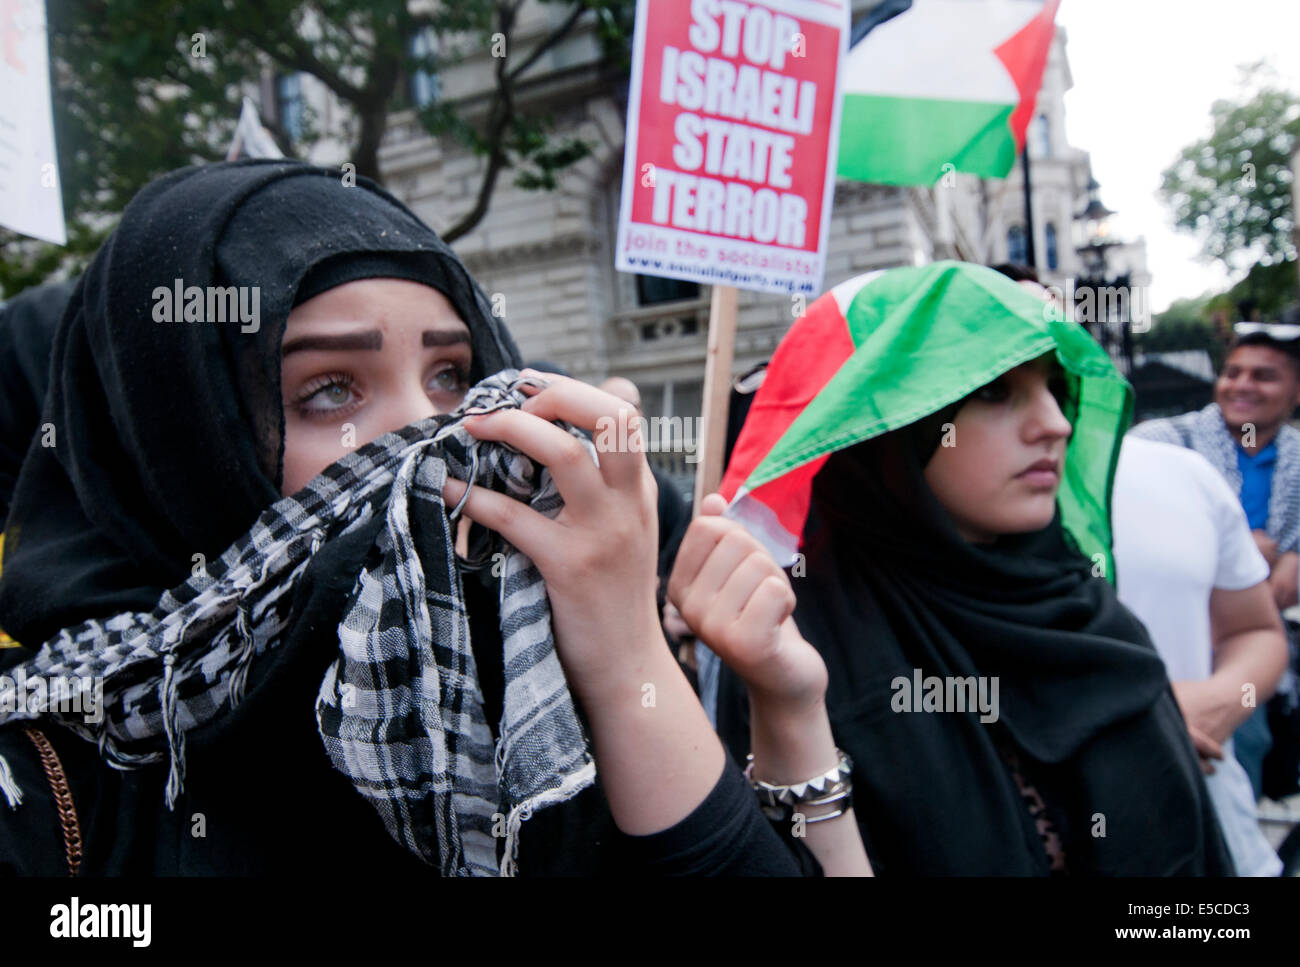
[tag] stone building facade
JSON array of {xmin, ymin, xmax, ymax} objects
[{"xmin": 273, "ymin": 1, "xmax": 1151, "ymax": 485}]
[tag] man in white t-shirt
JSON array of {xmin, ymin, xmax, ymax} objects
[{"xmin": 1113, "ymin": 435, "xmax": 1289, "ymax": 876}]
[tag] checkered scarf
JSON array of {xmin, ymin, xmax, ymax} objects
[{"xmin": 0, "ymin": 371, "xmax": 596, "ymax": 876}]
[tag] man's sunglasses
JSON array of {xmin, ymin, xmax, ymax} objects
[{"xmin": 1233, "ymin": 322, "xmax": 1300, "ymax": 341}]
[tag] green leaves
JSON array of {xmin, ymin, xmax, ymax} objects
[
  {"xmin": 1159, "ymin": 64, "xmax": 1300, "ymax": 271},
  {"xmin": 3, "ymin": 0, "xmax": 636, "ymax": 298},
  {"xmin": 513, "ymin": 135, "xmax": 593, "ymax": 191}
]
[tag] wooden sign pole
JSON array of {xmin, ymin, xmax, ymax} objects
[{"xmin": 693, "ymin": 284, "xmax": 738, "ymax": 512}]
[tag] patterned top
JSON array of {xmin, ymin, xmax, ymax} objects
[{"xmin": 993, "ymin": 731, "xmax": 1068, "ymax": 874}]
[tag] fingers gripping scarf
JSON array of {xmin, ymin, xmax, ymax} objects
[{"xmin": 0, "ymin": 371, "xmax": 596, "ymax": 876}]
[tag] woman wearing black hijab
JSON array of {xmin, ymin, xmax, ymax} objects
[
  {"xmin": 0, "ymin": 277, "xmax": 75, "ymax": 671},
  {"xmin": 0, "ymin": 160, "xmax": 815, "ymax": 876},
  {"xmin": 773, "ymin": 430, "xmax": 1232, "ymax": 874},
  {"xmin": 674, "ymin": 264, "xmax": 1234, "ymax": 876}
]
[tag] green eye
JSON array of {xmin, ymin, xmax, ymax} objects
[{"xmin": 297, "ymin": 375, "xmax": 356, "ymax": 413}]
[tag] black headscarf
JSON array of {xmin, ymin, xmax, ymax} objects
[
  {"xmin": 719, "ymin": 425, "xmax": 1234, "ymax": 875},
  {"xmin": 0, "ymin": 160, "xmax": 521, "ymax": 647},
  {"xmin": 0, "ymin": 278, "xmax": 76, "ymax": 524}
]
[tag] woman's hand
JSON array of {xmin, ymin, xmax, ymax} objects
[
  {"xmin": 668, "ymin": 493, "xmax": 827, "ymax": 710},
  {"xmin": 441, "ymin": 372, "xmax": 663, "ymax": 708},
  {"xmin": 669, "ymin": 494, "xmax": 871, "ymax": 875},
  {"xmin": 441, "ymin": 372, "xmax": 726, "ymax": 837}
]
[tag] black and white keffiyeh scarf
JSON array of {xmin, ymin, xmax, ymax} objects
[
  {"xmin": 1131, "ymin": 402, "xmax": 1300, "ymax": 553},
  {"xmin": 0, "ymin": 371, "xmax": 596, "ymax": 876}
]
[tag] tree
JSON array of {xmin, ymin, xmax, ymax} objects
[
  {"xmin": 1219, "ymin": 258, "xmax": 1300, "ymax": 321},
  {"xmin": 0, "ymin": 0, "xmax": 635, "ymax": 297},
  {"xmin": 1159, "ymin": 63, "xmax": 1300, "ymax": 273},
  {"xmin": 1135, "ymin": 262, "xmax": 1300, "ymax": 373}
]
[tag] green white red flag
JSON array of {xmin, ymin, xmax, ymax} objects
[
  {"xmin": 718, "ymin": 262, "xmax": 1133, "ymax": 580},
  {"xmin": 837, "ymin": 0, "xmax": 1061, "ymax": 186}
]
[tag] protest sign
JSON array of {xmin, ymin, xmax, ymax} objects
[
  {"xmin": 615, "ymin": 0, "xmax": 848, "ymax": 297},
  {"xmin": 0, "ymin": 0, "xmax": 65, "ymax": 245}
]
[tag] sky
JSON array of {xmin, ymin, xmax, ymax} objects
[{"xmin": 1055, "ymin": 0, "xmax": 1300, "ymax": 313}]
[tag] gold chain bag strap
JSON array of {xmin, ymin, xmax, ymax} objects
[{"xmin": 21, "ymin": 726, "xmax": 83, "ymax": 876}]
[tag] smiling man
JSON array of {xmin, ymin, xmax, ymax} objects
[
  {"xmin": 1134, "ymin": 323, "xmax": 1300, "ymax": 610},
  {"xmin": 1131, "ymin": 315, "xmax": 1300, "ymax": 799}
]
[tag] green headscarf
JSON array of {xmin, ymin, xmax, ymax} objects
[{"xmin": 720, "ymin": 260, "xmax": 1133, "ymax": 580}]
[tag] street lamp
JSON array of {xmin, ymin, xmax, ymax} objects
[
  {"xmin": 1074, "ymin": 177, "xmax": 1132, "ymax": 375},
  {"xmin": 1078, "ymin": 177, "xmax": 1118, "ymax": 270}
]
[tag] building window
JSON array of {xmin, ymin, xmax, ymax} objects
[
  {"xmin": 1007, "ymin": 225, "xmax": 1027, "ymax": 265},
  {"xmin": 642, "ymin": 380, "xmax": 702, "ymax": 489},
  {"xmin": 636, "ymin": 274, "xmax": 699, "ymax": 306},
  {"xmin": 1030, "ymin": 113, "xmax": 1051, "ymax": 159},
  {"xmin": 1045, "ymin": 222, "xmax": 1059, "ymax": 270},
  {"xmin": 276, "ymin": 73, "xmax": 303, "ymax": 143},
  {"xmin": 408, "ymin": 28, "xmax": 439, "ymax": 109}
]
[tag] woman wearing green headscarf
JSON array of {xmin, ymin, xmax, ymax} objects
[{"xmin": 671, "ymin": 261, "xmax": 1234, "ymax": 875}]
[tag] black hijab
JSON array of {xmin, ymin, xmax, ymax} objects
[
  {"xmin": 0, "ymin": 160, "xmax": 521, "ymax": 647},
  {"xmin": 719, "ymin": 425, "xmax": 1234, "ymax": 875},
  {"xmin": 0, "ymin": 278, "xmax": 76, "ymax": 524}
]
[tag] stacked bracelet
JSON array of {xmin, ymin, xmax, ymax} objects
[{"xmin": 744, "ymin": 749, "xmax": 854, "ymax": 825}]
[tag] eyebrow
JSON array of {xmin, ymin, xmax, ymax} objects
[
  {"xmin": 283, "ymin": 329, "xmax": 471, "ymax": 356},
  {"xmin": 423, "ymin": 330, "xmax": 471, "ymax": 348}
]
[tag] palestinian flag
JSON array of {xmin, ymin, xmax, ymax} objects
[
  {"xmin": 838, "ymin": 0, "xmax": 1061, "ymax": 186},
  {"xmin": 718, "ymin": 262, "xmax": 1133, "ymax": 581}
]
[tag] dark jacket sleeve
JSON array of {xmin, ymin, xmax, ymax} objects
[{"xmin": 612, "ymin": 752, "xmax": 822, "ymax": 876}]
